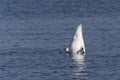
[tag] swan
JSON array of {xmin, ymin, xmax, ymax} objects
[{"xmin": 62, "ymin": 24, "xmax": 86, "ymax": 59}]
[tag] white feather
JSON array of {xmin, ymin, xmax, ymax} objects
[{"xmin": 70, "ymin": 24, "xmax": 85, "ymax": 59}]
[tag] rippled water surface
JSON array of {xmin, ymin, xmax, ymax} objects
[{"xmin": 0, "ymin": 0, "xmax": 120, "ymax": 80}]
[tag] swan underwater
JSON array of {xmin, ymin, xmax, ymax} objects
[{"xmin": 62, "ymin": 24, "xmax": 86, "ymax": 60}]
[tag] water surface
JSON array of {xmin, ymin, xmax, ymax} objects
[{"xmin": 0, "ymin": 0, "xmax": 120, "ymax": 80}]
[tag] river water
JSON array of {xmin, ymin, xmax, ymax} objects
[{"xmin": 0, "ymin": 0, "xmax": 120, "ymax": 80}]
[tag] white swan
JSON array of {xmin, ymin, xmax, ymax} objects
[{"xmin": 62, "ymin": 24, "xmax": 86, "ymax": 60}]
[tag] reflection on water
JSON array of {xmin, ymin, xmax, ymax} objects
[
  {"xmin": 72, "ymin": 58, "xmax": 87, "ymax": 77},
  {"xmin": 62, "ymin": 52, "xmax": 88, "ymax": 78}
]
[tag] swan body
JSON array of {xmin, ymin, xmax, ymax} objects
[
  {"xmin": 71, "ymin": 24, "xmax": 85, "ymax": 53},
  {"xmin": 62, "ymin": 24, "xmax": 85, "ymax": 60}
]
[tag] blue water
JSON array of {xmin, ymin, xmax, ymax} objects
[{"xmin": 0, "ymin": 0, "xmax": 120, "ymax": 80}]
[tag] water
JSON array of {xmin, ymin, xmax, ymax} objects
[{"xmin": 0, "ymin": 0, "xmax": 120, "ymax": 80}]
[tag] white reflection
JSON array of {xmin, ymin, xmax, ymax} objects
[{"xmin": 72, "ymin": 57, "xmax": 87, "ymax": 76}]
